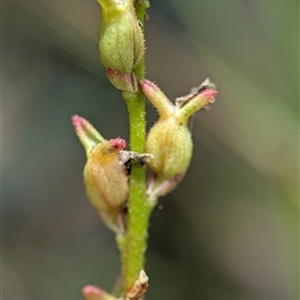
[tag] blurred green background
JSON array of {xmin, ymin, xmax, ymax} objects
[{"xmin": 3, "ymin": 0, "xmax": 299, "ymax": 299}]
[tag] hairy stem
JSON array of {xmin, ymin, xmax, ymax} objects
[
  {"xmin": 122, "ymin": 80, "xmax": 154, "ymax": 292},
  {"xmin": 111, "ymin": 1, "xmax": 156, "ymax": 294},
  {"xmin": 120, "ymin": 4, "xmax": 154, "ymax": 292}
]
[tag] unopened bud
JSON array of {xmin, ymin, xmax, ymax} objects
[
  {"xmin": 97, "ymin": 0, "xmax": 145, "ymax": 92},
  {"xmin": 146, "ymin": 113, "xmax": 193, "ymax": 180},
  {"xmin": 84, "ymin": 137, "xmax": 128, "ymax": 213},
  {"xmin": 72, "ymin": 115, "xmax": 129, "ymax": 232},
  {"xmin": 140, "ymin": 79, "xmax": 217, "ymax": 196}
]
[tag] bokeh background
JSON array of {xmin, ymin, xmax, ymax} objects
[{"xmin": 3, "ymin": 0, "xmax": 299, "ymax": 299}]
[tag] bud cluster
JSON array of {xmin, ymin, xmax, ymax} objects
[
  {"xmin": 73, "ymin": 1, "xmax": 218, "ymax": 299},
  {"xmin": 72, "ymin": 78, "xmax": 217, "ymax": 228}
]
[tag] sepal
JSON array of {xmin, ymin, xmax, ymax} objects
[{"xmin": 72, "ymin": 115, "xmax": 105, "ymax": 154}]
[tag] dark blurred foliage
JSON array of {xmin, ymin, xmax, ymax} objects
[{"xmin": 3, "ymin": 0, "xmax": 299, "ymax": 299}]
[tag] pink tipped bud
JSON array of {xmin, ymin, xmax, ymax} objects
[
  {"xmin": 72, "ymin": 116, "xmax": 129, "ymax": 233},
  {"xmin": 82, "ymin": 285, "xmax": 117, "ymax": 300},
  {"xmin": 72, "ymin": 115, "xmax": 105, "ymax": 154},
  {"xmin": 144, "ymin": 78, "xmax": 217, "ymax": 196}
]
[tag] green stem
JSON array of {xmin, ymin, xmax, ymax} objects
[
  {"xmin": 122, "ymin": 84, "xmax": 154, "ymax": 291},
  {"xmin": 120, "ymin": 2, "xmax": 154, "ymax": 294}
]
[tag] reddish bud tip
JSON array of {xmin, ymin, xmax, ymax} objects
[
  {"xmin": 72, "ymin": 115, "xmax": 106, "ymax": 153},
  {"xmin": 140, "ymin": 79, "xmax": 173, "ymax": 117},
  {"xmin": 140, "ymin": 79, "xmax": 156, "ymax": 92},
  {"xmin": 109, "ymin": 138, "xmax": 126, "ymax": 150},
  {"xmin": 82, "ymin": 285, "xmax": 104, "ymax": 297},
  {"xmin": 82, "ymin": 285, "xmax": 117, "ymax": 300},
  {"xmin": 72, "ymin": 115, "xmax": 87, "ymax": 132},
  {"xmin": 200, "ymin": 89, "xmax": 218, "ymax": 103}
]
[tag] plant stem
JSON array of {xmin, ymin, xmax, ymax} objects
[
  {"xmin": 120, "ymin": 2, "xmax": 154, "ymax": 293},
  {"xmin": 122, "ymin": 83, "xmax": 154, "ymax": 292}
]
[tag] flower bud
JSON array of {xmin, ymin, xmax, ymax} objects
[
  {"xmin": 146, "ymin": 116, "xmax": 193, "ymax": 181},
  {"xmin": 84, "ymin": 137, "xmax": 128, "ymax": 212},
  {"xmin": 97, "ymin": 0, "xmax": 145, "ymax": 92},
  {"xmin": 140, "ymin": 79, "xmax": 217, "ymax": 196},
  {"xmin": 72, "ymin": 115, "xmax": 129, "ymax": 232}
]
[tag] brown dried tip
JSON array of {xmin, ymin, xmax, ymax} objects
[{"xmin": 125, "ymin": 270, "xmax": 149, "ymax": 300}]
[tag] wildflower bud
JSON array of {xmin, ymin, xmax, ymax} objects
[
  {"xmin": 140, "ymin": 79, "xmax": 217, "ymax": 197},
  {"xmin": 84, "ymin": 138, "xmax": 129, "ymax": 212},
  {"xmin": 146, "ymin": 112, "xmax": 193, "ymax": 180},
  {"xmin": 97, "ymin": 0, "xmax": 145, "ymax": 92},
  {"xmin": 72, "ymin": 115, "xmax": 129, "ymax": 232}
]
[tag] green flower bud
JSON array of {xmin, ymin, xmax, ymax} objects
[
  {"xmin": 146, "ymin": 115, "xmax": 193, "ymax": 180},
  {"xmin": 97, "ymin": 0, "xmax": 145, "ymax": 92},
  {"xmin": 72, "ymin": 115, "xmax": 128, "ymax": 232},
  {"xmin": 140, "ymin": 79, "xmax": 217, "ymax": 197}
]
